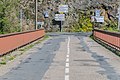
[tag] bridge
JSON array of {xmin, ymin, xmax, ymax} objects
[{"xmin": 0, "ymin": 29, "xmax": 119, "ymax": 80}]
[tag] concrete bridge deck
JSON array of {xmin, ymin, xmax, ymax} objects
[{"xmin": 0, "ymin": 33, "xmax": 120, "ymax": 80}]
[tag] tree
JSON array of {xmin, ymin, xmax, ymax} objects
[{"xmin": 0, "ymin": 0, "xmax": 20, "ymax": 34}]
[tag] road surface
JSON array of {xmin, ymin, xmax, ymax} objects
[{"xmin": 0, "ymin": 33, "xmax": 120, "ymax": 80}]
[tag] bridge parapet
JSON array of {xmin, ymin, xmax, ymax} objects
[
  {"xmin": 93, "ymin": 29, "xmax": 120, "ymax": 51},
  {"xmin": 0, "ymin": 29, "xmax": 45, "ymax": 56}
]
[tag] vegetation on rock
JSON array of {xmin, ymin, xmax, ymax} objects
[{"xmin": 0, "ymin": 0, "xmax": 119, "ymax": 33}]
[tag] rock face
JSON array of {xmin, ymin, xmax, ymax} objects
[
  {"xmin": 20, "ymin": 0, "xmax": 119, "ymax": 32},
  {"xmin": 0, "ymin": 0, "xmax": 119, "ymax": 34}
]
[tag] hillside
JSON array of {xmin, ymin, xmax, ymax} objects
[
  {"xmin": 0, "ymin": 0, "xmax": 119, "ymax": 34},
  {"xmin": 66, "ymin": 0, "xmax": 120, "ymax": 32}
]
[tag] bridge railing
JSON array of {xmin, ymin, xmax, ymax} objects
[
  {"xmin": 0, "ymin": 29, "xmax": 45, "ymax": 56},
  {"xmin": 93, "ymin": 29, "xmax": 120, "ymax": 51}
]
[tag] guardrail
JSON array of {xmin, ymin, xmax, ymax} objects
[
  {"xmin": 93, "ymin": 29, "xmax": 120, "ymax": 51},
  {"xmin": 0, "ymin": 29, "xmax": 45, "ymax": 56}
]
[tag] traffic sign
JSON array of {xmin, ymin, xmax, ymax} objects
[
  {"xmin": 91, "ymin": 16, "xmax": 95, "ymax": 22},
  {"xmin": 95, "ymin": 16, "xmax": 104, "ymax": 22},
  {"xmin": 118, "ymin": 7, "xmax": 120, "ymax": 14},
  {"xmin": 37, "ymin": 22, "xmax": 44, "ymax": 25},
  {"xmin": 59, "ymin": 5, "xmax": 68, "ymax": 13},
  {"xmin": 95, "ymin": 9, "xmax": 100, "ymax": 16},
  {"xmin": 118, "ymin": 15, "xmax": 120, "ymax": 22},
  {"xmin": 55, "ymin": 14, "xmax": 65, "ymax": 21},
  {"xmin": 44, "ymin": 11, "xmax": 49, "ymax": 18}
]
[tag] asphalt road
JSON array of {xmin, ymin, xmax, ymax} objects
[{"xmin": 0, "ymin": 32, "xmax": 120, "ymax": 80}]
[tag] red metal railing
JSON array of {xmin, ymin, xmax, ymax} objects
[
  {"xmin": 93, "ymin": 29, "xmax": 120, "ymax": 51},
  {"xmin": 0, "ymin": 29, "xmax": 45, "ymax": 55}
]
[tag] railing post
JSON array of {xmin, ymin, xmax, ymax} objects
[
  {"xmin": 35, "ymin": 0, "xmax": 38, "ymax": 30},
  {"xmin": 118, "ymin": 1, "xmax": 120, "ymax": 31}
]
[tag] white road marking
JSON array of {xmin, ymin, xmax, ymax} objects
[
  {"xmin": 66, "ymin": 63, "xmax": 69, "ymax": 67},
  {"xmin": 66, "ymin": 54, "xmax": 69, "ymax": 58},
  {"xmin": 65, "ymin": 68, "xmax": 69, "ymax": 73},
  {"xmin": 65, "ymin": 75, "xmax": 69, "ymax": 80},
  {"xmin": 67, "ymin": 50, "xmax": 70, "ymax": 54},
  {"xmin": 66, "ymin": 58, "xmax": 69, "ymax": 62},
  {"xmin": 67, "ymin": 49, "xmax": 70, "ymax": 54},
  {"xmin": 65, "ymin": 37, "xmax": 70, "ymax": 80}
]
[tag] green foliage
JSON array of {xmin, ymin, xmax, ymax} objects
[
  {"xmin": 0, "ymin": 61, "xmax": 6, "ymax": 65},
  {"xmin": 102, "ymin": 20, "xmax": 118, "ymax": 32},
  {"xmin": 71, "ymin": 12, "xmax": 93, "ymax": 32},
  {"xmin": 8, "ymin": 55, "xmax": 16, "ymax": 61},
  {"xmin": 0, "ymin": 0, "xmax": 20, "ymax": 34}
]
